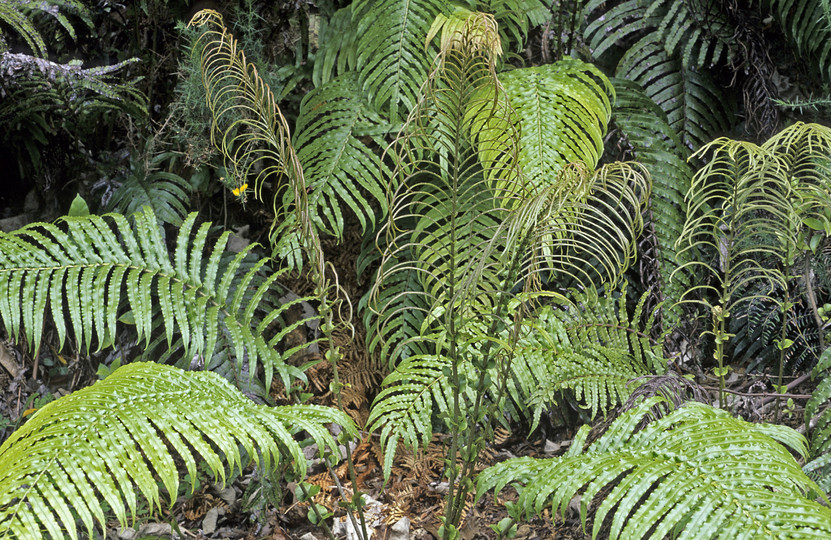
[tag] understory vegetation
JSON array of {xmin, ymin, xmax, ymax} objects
[{"xmin": 1, "ymin": 1, "xmax": 831, "ymax": 539}]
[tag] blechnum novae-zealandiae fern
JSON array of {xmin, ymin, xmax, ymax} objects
[
  {"xmin": 365, "ymin": 9, "xmax": 649, "ymax": 537},
  {"xmin": 479, "ymin": 396, "xmax": 831, "ymax": 540},
  {"xmin": 0, "ymin": 362, "xmax": 356, "ymax": 540},
  {"xmin": 516, "ymin": 285, "xmax": 666, "ymax": 428},
  {"xmin": 0, "ymin": 206, "xmax": 314, "ymax": 392}
]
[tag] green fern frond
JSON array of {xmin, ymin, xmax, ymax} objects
[
  {"xmin": 0, "ymin": 207, "xmax": 307, "ymax": 389},
  {"xmin": 518, "ymin": 286, "xmax": 665, "ymax": 424},
  {"xmin": 0, "ymin": 0, "xmax": 90, "ymax": 56},
  {"xmin": 673, "ymin": 136, "xmax": 793, "ymax": 309},
  {"xmin": 499, "ymin": 59, "xmax": 613, "ymax": 190},
  {"xmin": 611, "ymin": 78, "xmax": 694, "ymax": 325},
  {"xmin": 480, "ymin": 396, "xmax": 831, "ymax": 540},
  {"xmin": 585, "ymin": 0, "xmax": 735, "ymax": 150},
  {"xmin": 0, "ymin": 362, "xmax": 354, "ymax": 540},
  {"xmin": 293, "ymin": 72, "xmax": 391, "ymax": 238},
  {"xmin": 765, "ymin": 0, "xmax": 831, "ymax": 80},
  {"xmin": 352, "ymin": 0, "xmax": 444, "ymax": 120},
  {"xmin": 806, "ymin": 348, "xmax": 831, "ymax": 491},
  {"xmin": 312, "ymin": 6, "xmax": 359, "ymax": 88}
]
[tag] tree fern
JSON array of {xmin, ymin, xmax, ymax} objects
[
  {"xmin": 0, "ymin": 362, "xmax": 355, "ymax": 540},
  {"xmin": 480, "ymin": 396, "xmax": 831, "ymax": 540},
  {"xmin": 0, "ymin": 207, "xmax": 309, "ymax": 389},
  {"xmin": 293, "ymin": 72, "xmax": 391, "ymax": 238}
]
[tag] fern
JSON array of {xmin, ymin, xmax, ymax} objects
[
  {"xmin": 806, "ymin": 348, "xmax": 831, "ymax": 491},
  {"xmin": 368, "ymin": 11, "xmax": 648, "ymax": 481},
  {"xmin": 610, "ymin": 78, "xmax": 694, "ymax": 327},
  {"xmin": 293, "ymin": 72, "xmax": 391, "ymax": 238},
  {"xmin": 188, "ymin": 10, "xmax": 308, "ymax": 265},
  {"xmin": 352, "ymin": 0, "xmax": 444, "ymax": 120},
  {"xmin": 106, "ymin": 146, "xmax": 191, "ymax": 227},
  {"xmin": 763, "ymin": 0, "xmax": 831, "ymax": 81},
  {"xmin": 0, "ymin": 0, "xmax": 91, "ymax": 56},
  {"xmin": 584, "ymin": 0, "xmax": 735, "ymax": 150},
  {"xmin": 480, "ymin": 396, "xmax": 831, "ymax": 539},
  {"xmin": 517, "ymin": 286, "xmax": 665, "ymax": 425},
  {"xmin": 0, "ymin": 362, "xmax": 355, "ymax": 540},
  {"xmin": 0, "ymin": 207, "xmax": 309, "ymax": 389}
]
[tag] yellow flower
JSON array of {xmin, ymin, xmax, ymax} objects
[{"xmin": 232, "ymin": 183, "xmax": 248, "ymax": 197}]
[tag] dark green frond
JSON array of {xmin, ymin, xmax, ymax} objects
[
  {"xmin": 294, "ymin": 72, "xmax": 391, "ymax": 238},
  {"xmin": 353, "ymin": 0, "xmax": 444, "ymax": 120},
  {"xmin": 0, "ymin": 362, "xmax": 354, "ymax": 540},
  {"xmin": 0, "ymin": 207, "xmax": 307, "ymax": 389},
  {"xmin": 806, "ymin": 348, "xmax": 831, "ymax": 491},
  {"xmin": 611, "ymin": 78, "xmax": 694, "ymax": 325},
  {"xmin": 766, "ymin": 0, "xmax": 831, "ymax": 81},
  {"xmin": 480, "ymin": 397, "xmax": 831, "ymax": 540}
]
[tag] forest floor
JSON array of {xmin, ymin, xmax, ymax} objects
[{"xmin": 0, "ymin": 192, "xmax": 817, "ymax": 540}]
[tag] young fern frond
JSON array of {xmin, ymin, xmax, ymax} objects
[
  {"xmin": 188, "ymin": 10, "xmax": 308, "ymax": 265},
  {"xmin": 480, "ymin": 397, "xmax": 831, "ymax": 540},
  {"xmin": 293, "ymin": 72, "xmax": 391, "ymax": 238},
  {"xmin": 0, "ymin": 207, "xmax": 307, "ymax": 389},
  {"xmin": 0, "ymin": 362, "xmax": 355, "ymax": 540}
]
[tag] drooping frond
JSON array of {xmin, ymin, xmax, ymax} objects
[
  {"xmin": 480, "ymin": 397, "xmax": 831, "ymax": 540},
  {"xmin": 584, "ymin": 0, "xmax": 735, "ymax": 150},
  {"xmin": 513, "ymin": 286, "xmax": 665, "ymax": 425},
  {"xmin": 672, "ymin": 136, "xmax": 793, "ymax": 310},
  {"xmin": 611, "ymin": 78, "xmax": 694, "ymax": 326},
  {"xmin": 0, "ymin": 362, "xmax": 355, "ymax": 540},
  {"xmin": 0, "ymin": 207, "xmax": 308, "ymax": 389},
  {"xmin": 293, "ymin": 72, "xmax": 391, "ymax": 238},
  {"xmin": 188, "ymin": 10, "xmax": 309, "ymax": 266},
  {"xmin": 352, "ymin": 0, "xmax": 444, "ymax": 120}
]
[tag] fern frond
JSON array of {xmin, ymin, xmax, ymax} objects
[
  {"xmin": 293, "ymin": 72, "xmax": 391, "ymax": 238},
  {"xmin": 352, "ymin": 0, "xmax": 444, "ymax": 120},
  {"xmin": 673, "ymin": 136, "xmax": 793, "ymax": 309},
  {"xmin": 480, "ymin": 397, "xmax": 831, "ymax": 540},
  {"xmin": 766, "ymin": 0, "xmax": 831, "ymax": 80},
  {"xmin": 0, "ymin": 0, "xmax": 90, "ymax": 56},
  {"xmin": 188, "ymin": 10, "xmax": 308, "ymax": 265},
  {"xmin": 611, "ymin": 78, "xmax": 694, "ymax": 325},
  {"xmin": 806, "ymin": 347, "xmax": 831, "ymax": 491},
  {"xmin": 0, "ymin": 207, "xmax": 307, "ymax": 389},
  {"xmin": 106, "ymin": 149, "xmax": 191, "ymax": 226},
  {"xmin": 499, "ymin": 59, "xmax": 613, "ymax": 190},
  {"xmin": 0, "ymin": 362, "xmax": 354, "ymax": 540},
  {"xmin": 517, "ymin": 286, "xmax": 665, "ymax": 424}
]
